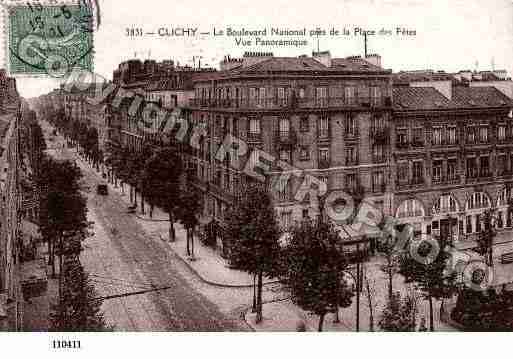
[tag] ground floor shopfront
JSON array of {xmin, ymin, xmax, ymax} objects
[{"xmin": 394, "ymin": 185, "xmax": 513, "ymax": 243}]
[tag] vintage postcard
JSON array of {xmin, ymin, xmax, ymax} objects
[{"xmin": 0, "ymin": 0, "xmax": 512, "ymax": 357}]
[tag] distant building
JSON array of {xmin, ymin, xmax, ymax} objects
[
  {"xmin": 0, "ymin": 72, "xmax": 22, "ymax": 330},
  {"xmin": 391, "ymin": 81, "xmax": 513, "ymax": 241},
  {"xmin": 107, "ymin": 58, "xmax": 215, "ymax": 152}
]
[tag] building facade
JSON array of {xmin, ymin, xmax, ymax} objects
[
  {"xmin": 0, "ymin": 72, "xmax": 22, "ymax": 330},
  {"xmin": 187, "ymin": 51, "xmax": 393, "ymax": 240},
  {"xmin": 391, "ymin": 81, "xmax": 513, "ymax": 243}
]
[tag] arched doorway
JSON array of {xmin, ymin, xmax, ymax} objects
[
  {"xmin": 465, "ymin": 192, "xmax": 492, "ymax": 235},
  {"xmin": 496, "ymin": 188, "xmax": 512, "ymax": 229},
  {"xmin": 432, "ymin": 194, "xmax": 460, "ymax": 241},
  {"xmin": 396, "ymin": 198, "xmax": 425, "ymax": 239}
]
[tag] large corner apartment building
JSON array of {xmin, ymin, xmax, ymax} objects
[
  {"xmin": 45, "ymin": 51, "xmax": 513, "ymax": 249},
  {"xmin": 187, "ymin": 51, "xmax": 394, "ymax": 233},
  {"xmin": 186, "ymin": 52, "xmax": 513, "ymax": 246}
]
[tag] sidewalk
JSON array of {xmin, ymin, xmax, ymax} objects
[
  {"xmin": 245, "ymin": 257, "xmax": 460, "ymax": 332},
  {"xmin": 78, "ymin": 154, "xmax": 274, "ymax": 288}
]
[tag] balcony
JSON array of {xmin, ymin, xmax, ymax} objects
[
  {"xmin": 247, "ymin": 132, "xmax": 262, "ymax": 143},
  {"xmin": 318, "ymin": 129, "xmax": 330, "ymax": 139},
  {"xmin": 432, "ymin": 176, "xmax": 461, "ymax": 186},
  {"xmin": 396, "ymin": 141, "xmax": 410, "ymax": 150},
  {"xmin": 396, "ymin": 179, "xmax": 425, "ymax": 190},
  {"xmin": 411, "ymin": 140, "xmax": 425, "ymax": 148},
  {"xmin": 466, "ymin": 172, "xmax": 493, "ymax": 184},
  {"xmin": 345, "ymin": 158, "xmax": 359, "ymax": 166},
  {"xmin": 319, "ymin": 158, "xmax": 331, "ymax": 169},
  {"xmin": 372, "ymin": 183, "xmax": 387, "ymax": 194},
  {"xmin": 373, "ymin": 156, "xmax": 387, "ymax": 164},
  {"xmin": 189, "ymin": 96, "xmax": 390, "ymax": 110},
  {"xmin": 344, "ymin": 130, "xmax": 359, "ymax": 140},
  {"xmin": 274, "ymin": 130, "xmax": 298, "ymax": 147},
  {"xmin": 370, "ymin": 127, "xmax": 389, "ymax": 144}
]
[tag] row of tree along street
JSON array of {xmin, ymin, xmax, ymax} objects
[
  {"xmin": 48, "ymin": 111, "xmax": 201, "ymax": 258},
  {"xmin": 45, "ymin": 107, "xmax": 513, "ymax": 331},
  {"xmin": 33, "ymin": 117, "xmax": 107, "ymax": 331}
]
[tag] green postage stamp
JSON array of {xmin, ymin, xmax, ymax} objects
[{"xmin": 5, "ymin": 1, "xmax": 95, "ymax": 76}]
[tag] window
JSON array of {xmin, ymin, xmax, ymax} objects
[
  {"xmin": 345, "ymin": 87, "xmax": 355, "ymax": 105},
  {"xmin": 316, "ymin": 87, "xmax": 328, "ymax": 106},
  {"xmin": 277, "ymin": 179, "xmax": 291, "ymax": 202},
  {"xmin": 412, "ymin": 127, "xmax": 424, "ymax": 146},
  {"xmin": 300, "ymin": 146, "xmax": 310, "ymax": 161},
  {"xmin": 412, "ymin": 161, "xmax": 423, "ymax": 184},
  {"xmin": 372, "ymin": 144, "xmax": 385, "ymax": 163},
  {"xmin": 346, "ymin": 146, "xmax": 358, "ymax": 166},
  {"xmin": 298, "ymin": 87, "xmax": 306, "ymax": 99},
  {"xmin": 498, "ymin": 125, "xmax": 507, "ymax": 141},
  {"xmin": 397, "ymin": 199, "xmax": 424, "ymax": 218},
  {"xmin": 466, "ymin": 157, "xmax": 477, "ymax": 178},
  {"xmin": 318, "ymin": 116, "xmax": 329, "ymax": 138},
  {"xmin": 467, "ymin": 192, "xmax": 491, "ymax": 210},
  {"xmin": 467, "ymin": 126, "xmax": 476, "ymax": 143},
  {"xmin": 257, "ymin": 87, "xmax": 266, "ymax": 106},
  {"xmin": 476, "ymin": 214, "xmax": 482, "ymax": 233},
  {"xmin": 479, "ymin": 126, "xmax": 489, "ymax": 143},
  {"xmin": 480, "ymin": 156, "xmax": 490, "ymax": 177},
  {"xmin": 432, "ymin": 127, "xmax": 442, "ymax": 146},
  {"xmin": 279, "ymin": 149, "xmax": 291, "ymax": 163},
  {"xmin": 224, "ymin": 172, "xmax": 231, "ymax": 190},
  {"xmin": 345, "ymin": 114, "xmax": 357, "ymax": 137},
  {"xmin": 397, "ymin": 128, "xmax": 408, "ymax": 147},
  {"xmin": 319, "ymin": 148, "xmax": 330, "ymax": 168},
  {"xmin": 498, "ymin": 153, "xmax": 508, "ymax": 176},
  {"xmin": 370, "ymin": 86, "xmax": 380, "ymax": 105},
  {"xmin": 433, "ymin": 195, "xmax": 458, "ymax": 214},
  {"xmin": 302, "ymin": 209, "xmax": 309, "ymax": 219},
  {"xmin": 397, "ymin": 162, "xmax": 409, "ymax": 183},
  {"xmin": 279, "ymin": 118, "xmax": 290, "ymax": 136},
  {"xmin": 281, "ymin": 211, "xmax": 292, "ymax": 228},
  {"xmin": 277, "ymin": 87, "xmax": 287, "ymax": 106},
  {"xmin": 249, "ymin": 118, "xmax": 261, "ymax": 135},
  {"xmin": 346, "ymin": 173, "xmax": 357, "ymax": 191},
  {"xmin": 447, "ymin": 126, "xmax": 457, "ymax": 145},
  {"xmin": 233, "ymin": 117, "xmax": 238, "ymax": 137},
  {"xmin": 466, "ymin": 216, "xmax": 472, "ymax": 234},
  {"xmin": 447, "ymin": 158, "xmax": 457, "ymax": 180},
  {"xmin": 372, "ymin": 115, "xmax": 385, "ymax": 133},
  {"xmin": 372, "ymin": 171, "xmax": 385, "ymax": 192},
  {"xmin": 432, "ymin": 160, "xmax": 443, "ymax": 183},
  {"xmin": 300, "ymin": 116, "xmax": 309, "ymax": 132}
]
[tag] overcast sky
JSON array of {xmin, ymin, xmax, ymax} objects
[{"xmin": 2, "ymin": 0, "xmax": 512, "ymax": 98}]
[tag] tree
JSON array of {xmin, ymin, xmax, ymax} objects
[
  {"xmin": 280, "ymin": 219, "xmax": 353, "ymax": 331},
  {"xmin": 399, "ymin": 235, "xmax": 457, "ymax": 331},
  {"xmin": 377, "ymin": 232, "xmax": 400, "ymax": 301},
  {"xmin": 364, "ymin": 274, "xmax": 378, "ymax": 331},
  {"xmin": 39, "ymin": 157, "xmax": 91, "ymax": 277},
  {"xmin": 142, "ymin": 146, "xmax": 183, "ymax": 240},
  {"xmin": 176, "ymin": 186, "xmax": 202, "ymax": 258},
  {"xmin": 50, "ymin": 257, "xmax": 107, "ymax": 331},
  {"xmin": 452, "ymin": 287, "xmax": 513, "ymax": 331},
  {"xmin": 475, "ymin": 209, "xmax": 496, "ymax": 267},
  {"xmin": 378, "ymin": 291, "xmax": 416, "ymax": 332},
  {"xmin": 226, "ymin": 184, "xmax": 282, "ymax": 324}
]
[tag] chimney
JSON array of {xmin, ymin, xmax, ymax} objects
[
  {"xmin": 312, "ymin": 50, "xmax": 331, "ymax": 67},
  {"xmin": 365, "ymin": 54, "xmax": 381, "ymax": 68},
  {"xmin": 220, "ymin": 55, "xmax": 243, "ymax": 71},
  {"xmin": 241, "ymin": 51, "xmax": 274, "ymax": 68}
]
